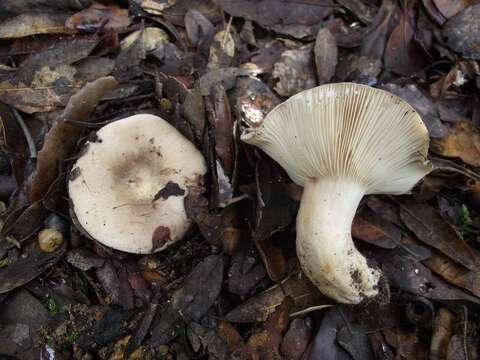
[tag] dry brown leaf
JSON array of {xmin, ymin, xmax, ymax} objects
[
  {"xmin": 434, "ymin": 0, "xmax": 474, "ymax": 19},
  {"xmin": 244, "ymin": 297, "xmax": 292, "ymax": 360},
  {"xmin": 399, "ymin": 201, "xmax": 480, "ymax": 270},
  {"xmin": 432, "ymin": 121, "xmax": 480, "ymax": 167},
  {"xmin": 314, "ymin": 28, "xmax": 337, "ymax": 85},
  {"xmin": 0, "ymin": 13, "xmax": 75, "ymax": 39},
  {"xmin": 28, "ymin": 76, "xmax": 118, "ymax": 202},
  {"xmin": 425, "ymin": 253, "xmax": 480, "ymax": 298},
  {"xmin": 384, "ymin": 7, "xmax": 427, "ymax": 76},
  {"xmin": 66, "ymin": 1, "xmax": 131, "ymax": 31},
  {"xmin": 352, "ymin": 207, "xmax": 401, "ymax": 249}
]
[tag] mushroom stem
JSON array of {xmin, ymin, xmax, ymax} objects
[{"xmin": 296, "ymin": 177, "xmax": 381, "ymax": 304}]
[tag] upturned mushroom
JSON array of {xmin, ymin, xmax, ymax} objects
[
  {"xmin": 241, "ymin": 83, "xmax": 432, "ymax": 304},
  {"xmin": 68, "ymin": 114, "xmax": 206, "ymax": 254}
]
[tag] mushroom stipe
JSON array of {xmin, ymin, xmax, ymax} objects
[
  {"xmin": 241, "ymin": 83, "xmax": 432, "ymax": 304},
  {"xmin": 68, "ymin": 114, "xmax": 207, "ymax": 254}
]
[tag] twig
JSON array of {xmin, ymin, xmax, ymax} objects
[
  {"xmin": 11, "ymin": 107, "xmax": 37, "ymax": 159},
  {"xmin": 222, "ymin": 16, "xmax": 233, "ymax": 47},
  {"xmin": 462, "ymin": 305, "xmax": 469, "ymax": 360}
]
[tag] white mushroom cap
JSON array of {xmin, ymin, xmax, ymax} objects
[
  {"xmin": 241, "ymin": 83, "xmax": 432, "ymax": 304},
  {"xmin": 242, "ymin": 83, "xmax": 432, "ymax": 194},
  {"xmin": 68, "ymin": 114, "xmax": 207, "ymax": 254}
]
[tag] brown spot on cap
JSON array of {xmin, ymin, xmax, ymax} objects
[{"xmin": 152, "ymin": 226, "xmax": 171, "ymax": 251}]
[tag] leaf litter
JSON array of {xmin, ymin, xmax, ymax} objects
[{"xmin": 0, "ymin": 1, "xmax": 480, "ymax": 359}]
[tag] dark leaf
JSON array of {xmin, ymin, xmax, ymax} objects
[
  {"xmin": 442, "ymin": 4, "xmax": 480, "ymax": 59},
  {"xmin": 228, "ymin": 240, "xmax": 266, "ymax": 297},
  {"xmin": 280, "ymin": 318, "xmax": 312, "ymax": 360},
  {"xmin": 336, "ymin": 0, "xmax": 377, "ymax": 24},
  {"xmin": 374, "ymin": 248, "xmax": 480, "ymax": 303},
  {"xmin": 222, "ymin": 0, "xmax": 334, "ymax": 39},
  {"xmin": 384, "ymin": 6, "xmax": 427, "ymax": 76},
  {"xmin": 433, "ymin": 0, "xmax": 473, "ymax": 19},
  {"xmin": 446, "ymin": 335, "xmax": 479, "ymax": 360},
  {"xmin": 425, "ymin": 253, "xmax": 480, "ymax": 298},
  {"xmin": 0, "ymin": 102, "xmax": 28, "ymax": 183},
  {"xmin": 0, "ymin": 240, "xmax": 66, "ymax": 294},
  {"xmin": 211, "ymin": 84, "xmax": 234, "ymax": 177},
  {"xmin": 199, "ymin": 67, "xmax": 251, "ymax": 96},
  {"xmin": 184, "ymin": 9, "xmax": 214, "ymax": 48},
  {"xmin": 383, "ymin": 327, "xmax": 429, "ymax": 359},
  {"xmin": 310, "ymin": 307, "xmax": 353, "ymax": 360},
  {"xmin": 314, "ymin": 28, "xmax": 338, "ymax": 85},
  {"xmin": 1, "ymin": 201, "xmax": 45, "ymax": 242},
  {"xmin": 78, "ymin": 307, "xmax": 133, "ymax": 350},
  {"xmin": 187, "ymin": 322, "xmax": 229, "ymax": 359},
  {"xmin": 399, "ymin": 201, "xmax": 480, "ymax": 270},
  {"xmin": 361, "ymin": 0, "xmax": 397, "ymax": 59},
  {"xmin": 337, "ymin": 323, "xmax": 375, "ymax": 360},
  {"xmin": 149, "ymin": 255, "xmax": 224, "ymax": 344},
  {"xmin": 124, "ymin": 296, "xmax": 160, "ymax": 358}
]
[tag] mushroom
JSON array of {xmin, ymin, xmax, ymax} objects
[
  {"xmin": 68, "ymin": 114, "xmax": 207, "ymax": 254},
  {"xmin": 241, "ymin": 83, "xmax": 432, "ymax": 304}
]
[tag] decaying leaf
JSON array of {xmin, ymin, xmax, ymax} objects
[
  {"xmin": 374, "ymin": 248, "xmax": 480, "ymax": 303},
  {"xmin": 184, "ymin": 8, "xmax": 214, "ymax": 48},
  {"xmin": 442, "ymin": 4, "xmax": 480, "ymax": 59},
  {"xmin": 352, "ymin": 207, "xmax": 401, "ymax": 249},
  {"xmin": 28, "ymin": 76, "xmax": 118, "ymax": 202},
  {"xmin": 222, "ymin": 0, "xmax": 334, "ymax": 39},
  {"xmin": 314, "ymin": 28, "xmax": 337, "ymax": 85},
  {"xmin": 432, "ymin": 121, "xmax": 480, "ymax": 166},
  {"xmin": 120, "ymin": 27, "xmax": 168, "ymax": 52},
  {"xmin": 384, "ymin": 6, "xmax": 427, "ymax": 76},
  {"xmin": 399, "ymin": 201, "xmax": 480, "ymax": 270},
  {"xmin": 225, "ymin": 271, "xmax": 326, "ymax": 323},
  {"xmin": 280, "ymin": 318, "xmax": 312, "ymax": 360},
  {"xmin": 208, "ymin": 28, "xmax": 235, "ymax": 70},
  {"xmin": 430, "ymin": 307, "xmax": 453, "ymax": 360},
  {"xmin": 244, "ymin": 297, "xmax": 292, "ymax": 359},
  {"xmin": 425, "ymin": 253, "xmax": 480, "ymax": 298},
  {"xmin": 272, "ymin": 45, "xmax": 316, "ymax": 97},
  {"xmin": 361, "ymin": 0, "xmax": 397, "ymax": 60},
  {"xmin": 0, "ymin": 13, "xmax": 74, "ymax": 39},
  {"xmin": 149, "ymin": 255, "xmax": 224, "ymax": 345},
  {"xmin": 383, "ymin": 327, "xmax": 429, "ymax": 359},
  {"xmin": 66, "ymin": 1, "xmax": 131, "ymax": 31},
  {"xmin": 434, "ymin": 0, "xmax": 474, "ymax": 19},
  {"xmin": 0, "ymin": 241, "xmax": 66, "ymax": 294}
]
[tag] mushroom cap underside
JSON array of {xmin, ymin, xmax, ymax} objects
[
  {"xmin": 68, "ymin": 114, "xmax": 207, "ymax": 254},
  {"xmin": 241, "ymin": 82, "xmax": 433, "ymax": 194}
]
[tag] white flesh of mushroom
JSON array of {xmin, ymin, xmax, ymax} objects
[{"xmin": 241, "ymin": 83, "xmax": 432, "ymax": 304}]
